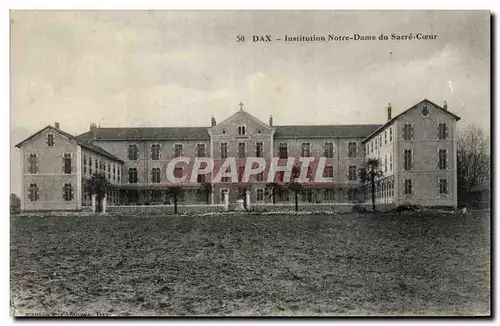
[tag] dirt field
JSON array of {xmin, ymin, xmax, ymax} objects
[{"xmin": 10, "ymin": 211, "xmax": 490, "ymax": 316}]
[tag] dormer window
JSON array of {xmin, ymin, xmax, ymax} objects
[
  {"xmin": 237, "ymin": 125, "xmax": 246, "ymax": 135},
  {"xmin": 422, "ymin": 105, "xmax": 429, "ymax": 117}
]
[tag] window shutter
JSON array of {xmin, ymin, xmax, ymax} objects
[
  {"xmin": 62, "ymin": 185, "xmax": 66, "ymax": 200},
  {"xmin": 71, "ymin": 186, "xmax": 74, "ymax": 201},
  {"xmin": 444, "ymin": 124, "xmax": 449, "ymax": 139},
  {"xmin": 410, "ymin": 126, "xmax": 414, "ymax": 140},
  {"xmin": 159, "ymin": 145, "xmax": 162, "ymax": 160},
  {"xmin": 62, "ymin": 154, "xmax": 65, "ymax": 173}
]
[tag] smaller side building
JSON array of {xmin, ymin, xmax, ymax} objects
[
  {"xmin": 15, "ymin": 123, "xmax": 124, "ymax": 211},
  {"xmin": 363, "ymin": 100, "xmax": 460, "ymax": 207}
]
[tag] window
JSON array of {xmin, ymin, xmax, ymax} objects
[
  {"xmin": 384, "ymin": 155, "xmax": 388, "ymax": 173},
  {"xmin": 256, "ymin": 189, "xmax": 264, "ymax": 201},
  {"xmin": 220, "ymin": 142, "xmax": 228, "ymax": 159},
  {"xmin": 278, "ymin": 143, "xmax": 288, "ymax": 159},
  {"xmin": 28, "ymin": 183, "xmax": 39, "ymax": 201},
  {"xmin": 348, "ymin": 165, "xmax": 357, "ymax": 181},
  {"xmin": 404, "ymin": 179, "xmax": 413, "ymax": 195},
  {"xmin": 438, "ymin": 123, "xmax": 448, "ymax": 140},
  {"xmin": 83, "ymin": 155, "xmax": 87, "ymax": 174},
  {"xmin": 174, "ymin": 144, "xmax": 183, "ymax": 158},
  {"xmin": 348, "ymin": 142, "xmax": 357, "ymax": 158},
  {"xmin": 403, "ymin": 124, "xmax": 414, "ymax": 140},
  {"xmin": 256, "ymin": 142, "xmax": 263, "ymax": 158},
  {"xmin": 128, "ymin": 168, "xmax": 138, "ymax": 184},
  {"xmin": 237, "ymin": 125, "xmax": 246, "ymax": 135},
  {"xmin": 238, "ymin": 142, "xmax": 246, "ymax": 158},
  {"xmin": 196, "ymin": 144, "xmax": 206, "ymax": 157},
  {"xmin": 89, "ymin": 157, "xmax": 93, "ymax": 175},
  {"xmin": 197, "ymin": 173, "xmax": 205, "ymax": 183},
  {"xmin": 439, "ymin": 179, "xmax": 448, "ymax": 194},
  {"xmin": 151, "ymin": 168, "xmax": 161, "ymax": 183},
  {"xmin": 63, "ymin": 183, "xmax": 73, "ymax": 201},
  {"xmin": 107, "ymin": 164, "xmax": 111, "ymax": 179},
  {"xmin": 256, "ymin": 171, "xmax": 264, "ymax": 182},
  {"xmin": 112, "ymin": 164, "xmax": 116, "ymax": 181},
  {"xmin": 370, "ymin": 141, "xmax": 374, "ymax": 153},
  {"xmin": 174, "ymin": 167, "xmax": 183, "ymax": 179},
  {"xmin": 438, "ymin": 149, "xmax": 447, "ymax": 170},
  {"xmin": 63, "ymin": 153, "xmax": 72, "ymax": 174},
  {"xmin": 238, "ymin": 166, "xmax": 245, "ymax": 182},
  {"xmin": 324, "ymin": 165, "xmax": 334, "ymax": 178},
  {"xmin": 384, "ymin": 131, "xmax": 387, "ymax": 145},
  {"xmin": 117, "ymin": 167, "xmax": 120, "ymax": 182},
  {"xmin": 390, "ymin": 127, "xmax": 393, "ymax": 142},
  {"xmin": 323, "ymin": 189, "xmax": 335, "ymax": 201},
  {"xmin": 301, "ymin": 142, "xmax": 311, "ymax": 157},
  {"xmin": 221, "ymin": 176, "xmax": 231, "ymax": 183},
  {"xmin": 28, "ymin": 154, "xmax": 38, "ymax": 174},
  {"xmin": 422, "ymin": 105, "xmax": 429, "ymax": 117},
  {"xmin": 95, "ymin": 159, "xmax": 98, "ymax": 172},
  {"xmin": 128, "ymin": 144, "xmax": 138, "ymax": 160},
  {"xmin": 47, "ymin": 133, "xmax": 54, "ymax": 147},
  {"xmin": 390, "ymin": 154, "xmax": 393, "ymax": 171},
  {"xmin": 403, "ymin": 149, "xmax": 412, "ymax": 170},
  {"xmin": 324, "ymin": 142, "xmax": 334, "ymax": 158},
  {"xmin": 151, "ymin": 144, "xmax": 161, "ymax": 160}
]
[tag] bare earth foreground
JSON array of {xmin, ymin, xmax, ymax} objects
[{"xmin": 10, "ymin": 211, "xmax": 490, "ymax": 316}]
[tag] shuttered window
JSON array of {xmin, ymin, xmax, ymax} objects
[{"xmin": 63, "ymin": 183, "xmax": 73, "ymax": 201}]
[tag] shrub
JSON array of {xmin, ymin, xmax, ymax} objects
[{"xmin": 352, "ymin": 205, "xmax": 367, "ymax": 213}]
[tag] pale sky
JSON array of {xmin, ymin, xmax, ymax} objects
[{"xmin": 10, "ymin": 10, "xmax": 490, "ymax": 194}]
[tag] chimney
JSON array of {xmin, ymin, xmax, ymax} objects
[
  {"xmin": 211, "ymin": 115, "xmax": 216, "ymax": 127},
  {"xmin": 387, "ymin": 103, "xmax": 392, "ymax": 121},
  {"xmin": 54, "ymin": 122, "xmax": 60, "ymax": 130},
  {"xmin": 269, "ymin": 115, "xmax": 273, "ymax": 126},
  {"xmin": 443, "ymin": 100, "xmax": 448, "ymax": 110},
  {"xmin": 90, "ymin": 123, "xmax": 97, "ymax": 132}
]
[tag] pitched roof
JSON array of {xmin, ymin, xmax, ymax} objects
[
  {"xmin": 274, "ymin": 124, "xmax": 382, "ymax": 139},
  {"xmin": 15, "ymin": 125, "xmax": 124, "ymax": 163},
  {"xmin": 77, "ymin": 127, "xmax": 210, "ymax": 141},
  {"xmin": 362, "ymin": 99, "xmax": 461, "ymax": 143}
]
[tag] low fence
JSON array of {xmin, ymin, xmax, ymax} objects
[
  {"xmin": 107, "ymin": 204, "xmax": 226, "ymax": 215},
  {"xmin": 105, "ymin": 202, "xmax": 386, "ymax": 215},
  {"xmin": 250, "ymin": 203, "xmax": 369, "ymax": 213}
]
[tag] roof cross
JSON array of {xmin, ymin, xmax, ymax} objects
[{"xmin": 239, "ymin": 101, "xmax": 244, "ymax": 111}]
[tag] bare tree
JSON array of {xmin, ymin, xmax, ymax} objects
[
  {"xmin": 359, "ymin": 158, "xmax": 383, "ymax": 211},
  {"xmin": 457, "ymin": 125, "xmax": 490, "ymax": 198}
]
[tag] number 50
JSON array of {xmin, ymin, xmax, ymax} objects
[{"xmin": 236, "ymin": 36, "xmax": 245, "ymax": 42}]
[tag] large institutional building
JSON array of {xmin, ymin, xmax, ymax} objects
[{"xmin": 15, "ymin": 99, "xmax": 460, "ymax": 211}]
